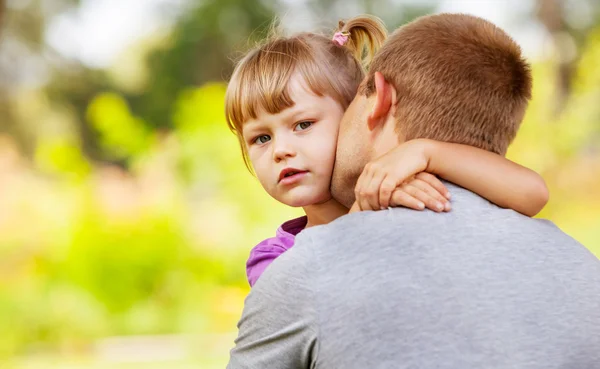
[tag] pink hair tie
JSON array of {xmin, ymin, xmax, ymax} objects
[{"xmin": 332, "ymin": 31, "xmax": 350, "ymax": 46}]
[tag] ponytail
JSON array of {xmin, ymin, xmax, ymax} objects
[{"xmin": 335, "ymin": 15, "xmax": 387, "ymax": 67}]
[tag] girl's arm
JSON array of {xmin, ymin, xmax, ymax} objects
[
  {"xmin": 426, "ymin": 140, "xmax": 548, "ymax": 216},
  {"xmin": 354, "ymin": 138, "xmax": 549, "ymax": 216}
]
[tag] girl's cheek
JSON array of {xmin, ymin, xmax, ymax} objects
[
  {"xmin": 254, "ymin": 159, "xmax": 269, "ymax": 180},
  {"xmin": 249, "ymin": 155, "xmax": 268, "ymax": 185}
]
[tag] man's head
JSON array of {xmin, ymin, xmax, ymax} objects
[{"xmin": 331, "ymin": 13, "xmax": 532, "ymax": 208}]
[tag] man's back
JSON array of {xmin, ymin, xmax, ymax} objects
[{"xmin": 229, "ymin": 184, "xmax": 600, "ymax": 368}]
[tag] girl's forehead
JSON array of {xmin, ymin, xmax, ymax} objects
[{"xmin": 287, "ymin": 72, "xmax": 322, "ymax": 100}]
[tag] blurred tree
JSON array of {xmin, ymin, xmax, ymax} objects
[
  {"xmin": 0, "ymin": 0, "xmax": 4, "ymax": 32},
  {"xmin": 0, "ymin": 0, "xmax": 276, "ymax": 166},
  {"xmin": 535, "ymin": 0, "xmax": 600, "ymax": 114},
  {"xmin": 307, "ymin": 0, "xmax": 434, "ymax": 30},
  {"xmin": 44, "ymin": 66, "xmax": 113, "ymax": 163},
  {"xmin": 0, "ymin": 0, "xmax": 86, "ymax": 157},
  {"xmin": 124, "ymin": 0, "xmax": 275, "ymax": 131}
]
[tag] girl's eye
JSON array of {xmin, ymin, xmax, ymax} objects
[
  {"xmin": 253, "ymin": 135, "xmax": 271, "ymax": 144},
  {"xmin": 294, "ymin": 121, "xmax": 313, "ymax": 131}
]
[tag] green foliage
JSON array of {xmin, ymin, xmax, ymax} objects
[
  {"xmin": 1, "ymin": 1, "xmax": 599, "ymax": 367},
  {"xmin": 65, "ymin": 212, "xmax": 183, "ymax": 314},
  {"xmin": 0, "ymin": 79, "xmax": 299, "ymax": 360},
  {"xmin": 125, "ymin": 0, "xmax": 275, "ymax": 131},
  {"xmin": 87, "ymin": 93, "xmax": 155, "ymax": 161},
  {"xmin": 34, "ymin": 139, "xmax": 91, "ymax": 178},
  {"xmin": 3, "ymin": 59, "xmax": 600, "ymax": 359}
]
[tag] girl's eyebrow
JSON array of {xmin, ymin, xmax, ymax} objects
[
  {"xmin": 287, "ymin": 103, "xmax": 319, "ymax": 122},
  {"xmin": 242, "ymin": 102, "xmax": 317, "ymax": 136},
  {"xmin": 289, "ymin": 109, "xmax": 307, "ymax": 122},
  {"xmin": 241, "ymin": 122, "xmax": 263, "ymax": 138},
  {"xmin": 242, "ymin": 121, "xmax": 262, "ymax": 131}
]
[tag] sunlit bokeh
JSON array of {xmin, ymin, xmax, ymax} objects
[{"xmin": 0, "ymin": 0, "xmax": 599, "ymax": 368}]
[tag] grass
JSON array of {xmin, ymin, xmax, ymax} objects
[
  {"xmin": 6, "ymin": 356, "xmax": 228, "ymax": 369},
  {"xmin": 4, "ymin": 334, "xmax": 235, "ymax": 369}
]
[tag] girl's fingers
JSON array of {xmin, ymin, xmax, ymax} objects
[
  {"xmin": 364, "ymin": 171, "xmax": 387, "ymax": 210},
  {"xmin": 398, "ymin": 183, "xmax": 445, "ymax": 212},
  {"xmin": 408, "ymin": 178, "xmax": 448, "ymax": 209},
  {"xmin": 389, "ymin": 187, "xmax": 425, "ymax": 211},
  {"xmin": 356, "ymin": 167, "xmax": 375, "ymax": 211},
  {"xmin": 415, "ymin": 172, "xmax": 451, "ymax": 200},
  {"xmin": 379, "ymin": 175, "xmax": 397, "ymax": 209},
  {"xmin": 354, "ymin": 168, "xmax": 372, "ymax": 211}
]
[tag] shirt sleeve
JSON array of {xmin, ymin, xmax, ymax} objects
[
  {"xmin": 228, "ymin": 245, "xmax": 318, "ymax": 369},
  {"xmin": 246, "ymin": 241, "xmax": 288, "ymax": 287}
]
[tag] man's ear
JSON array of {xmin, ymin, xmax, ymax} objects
[{"xmin": 367, "ymin": 72, "xmax": 393, "ymax": 131}]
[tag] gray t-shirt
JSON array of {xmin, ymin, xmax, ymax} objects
[{"xmin": 228, "ymin": 183, "xmax": 600, "ymax": 369}]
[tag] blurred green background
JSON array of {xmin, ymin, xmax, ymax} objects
[{"xmin": 0, "ymin": 0, "xmax": 599, "ymax": 367}]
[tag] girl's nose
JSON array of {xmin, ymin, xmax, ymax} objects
[{"xmin": 272, "ymin": 137, "xmax": 296, "ymax": 162}]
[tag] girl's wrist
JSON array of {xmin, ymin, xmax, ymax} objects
[{"xmin": 413, "ymin": 138, "xmax": 439, "ymax": 175}]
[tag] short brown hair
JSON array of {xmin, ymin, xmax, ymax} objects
[
  {"xmin": 225, "ymin": 15, "xmax": 387, "ymax": 171},
  {"xmin": 361, "ymin": 13, "xmax": 532, "ymax": 155}
]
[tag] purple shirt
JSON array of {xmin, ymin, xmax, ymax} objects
[{"xmin": 246, "ymin": 216, "xmax": 308, "ymax": 287}]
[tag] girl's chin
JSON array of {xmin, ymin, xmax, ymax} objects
[{"xmin": 278, "ymin": 192, "xmax": 331, "ymax": 208}]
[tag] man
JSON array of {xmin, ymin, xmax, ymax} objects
[{"xmin": 227, "ymin": 13, "xmax": 600, "ymax": 369}]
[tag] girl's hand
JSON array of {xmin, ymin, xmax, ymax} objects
[
  {"xmin": 389, "ymin": 173, "xmax": 451, "ymax": 212},
  {"xmin": 354, "ymin": 173, "xmax": 451, "ymax": 212},
  {"xmin": 354, "ymin": 139, "xmax": 451, "ymax": 211}
]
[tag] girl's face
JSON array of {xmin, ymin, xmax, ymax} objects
[{"xmin": 242, "ymin": 73, "xmax": 345, "ymax": 207}]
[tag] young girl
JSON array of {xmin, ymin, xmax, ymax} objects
[{"xmin": 225, "ymin": 15, "xmax": 549, "ymax": 287}]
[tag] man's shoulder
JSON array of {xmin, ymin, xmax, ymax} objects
[
  {"xmin": 295, "ymin": 211, "xmax": 381, "ymax": 244},
  {"xmin": 252, "ymin": 231, "xmax": 316, "ymax": 289},
  {"xmin": 297, "ymin": 192, "xmax": 573, "ymax": 250},
  {"xmin": 293, "ymin": 210, "xmax": 401, "ymax": 256}
]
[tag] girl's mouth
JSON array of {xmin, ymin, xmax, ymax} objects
[{"xmin": 279, "ymin": 170, "xmax": 309, "ymax": 185}]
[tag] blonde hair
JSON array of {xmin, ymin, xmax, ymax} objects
[{"xmin": 225, "ymin": 15, "xmax": 387, "ymax": 171}]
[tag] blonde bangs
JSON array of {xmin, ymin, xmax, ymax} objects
[
  {"xmin": 226, "ymin": 37, "xmax": 347, "ymax": 132},
  {"xmin": 225, "ymin": 50, "xmax": 291, "ymax": 134}
]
